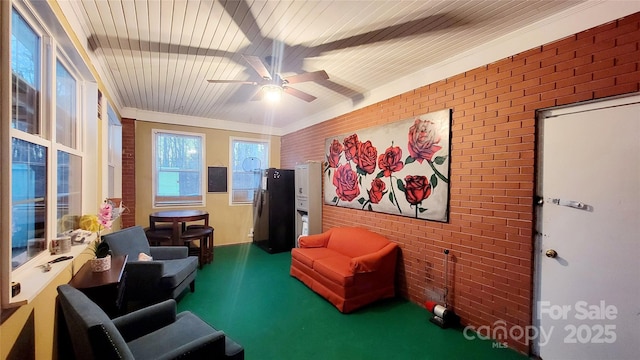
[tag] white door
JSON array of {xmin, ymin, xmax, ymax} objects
[{"xmin": 534, "ymin": 94, "xmax": 640, "ymax": 359}]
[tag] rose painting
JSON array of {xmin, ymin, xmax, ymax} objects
[{"xmin": 324, "ymin": 109, "xmax": 451, "ymax": 222}]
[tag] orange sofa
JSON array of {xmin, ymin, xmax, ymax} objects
[{"xmin": 290, "ymin": 227, "xmax": 399, "ymax": 313}]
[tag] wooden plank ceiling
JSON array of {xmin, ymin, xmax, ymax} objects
[{"xmin": 60, "ymin": 0, "xmax": 587, "ymax": 129}]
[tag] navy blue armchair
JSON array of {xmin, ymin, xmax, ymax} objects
[
  {"xmin": 101, "ymin": 226, "xmax": 198, "ymax": 307},
  {"xmin": 57, "ymin": 284, "xmax": 244, "ymax": 359}
]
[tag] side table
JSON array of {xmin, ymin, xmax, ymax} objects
[{"xmin": 69, "ymin": 255, "xmax": 128, "ymax": 318}]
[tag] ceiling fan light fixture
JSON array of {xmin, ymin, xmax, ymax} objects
[{"xmin": 262, "ymin": 84, "xmax": 283, "ymax": 103}]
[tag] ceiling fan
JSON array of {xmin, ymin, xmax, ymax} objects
[{"xmin": 207, "ymin": 55, "xmax": 329, "ymax": 102}]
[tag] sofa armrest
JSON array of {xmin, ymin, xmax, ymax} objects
[
  {"xmin": 350, "ymin": 242, "xmax": 398, "ymax": 273},
  {"xmin": 150, "ymin": 246, "xmax": 188, "ymax": 259},
  {"xmin": 113, "ymin": 299, "xmax": 177, "ymax": 341},
  {"xmin": 299, "ymin": 231, "xmax": 330, "ymax": 248}
]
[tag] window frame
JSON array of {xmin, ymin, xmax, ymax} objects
[
  {"xmin": 9, "ymin": 4, "xmax": 52, "ymax": 272},
  {"xmin": 152, "ymin": 129, "xmax": 206, "ymax": 208},
  {"xmin": 229, "ymin": 137, "xmax": 270, "ymax": 205},
  {"xmin": 2, "ymin": 1, "xmax": 100, "ymax": 308}
]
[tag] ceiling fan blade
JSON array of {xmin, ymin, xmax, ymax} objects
[
  {"xmin": 283, "ymin": 70, "xmax": 329, "ymax": 84},
  {"xmin": 207, "ymin": 79, "xmax": 258, "ymax": 85},
  {"xmin": 283, "ymin": 87, "xmax": 317, "ymax": 102},
  {"xmin": 242, "ymin": 55, "xmax": 272, "ymax": 80},
  {"xmin": 220, "ymin": 0, "xmax": 264, "ymax": 44},
  {"xmin": 310, "ymin": 13, "xmax": 463, "ymax": 56}
]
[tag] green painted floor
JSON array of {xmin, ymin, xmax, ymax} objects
[{"xmin": 177, "ymin": 243, "xmax": 528, "ymax": 360}]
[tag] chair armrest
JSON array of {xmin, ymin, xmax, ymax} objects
[
  {"xmin": 156, "ymin": 331, "xmax": 226, "ymax": 360},
  {"xmin": 299, "ymin": 232, "xmax": 330, "ymax": 248},
  {"xmin": 350, "ymin": 242, "xmax": 398, "ymax": 273},
  {"xmin": 150, "ymin": 246, "xmax": 188, "ymax": 259},
  {"xmin": 113, "ymin": 299, "xmax": 177, "ymax": 341}
]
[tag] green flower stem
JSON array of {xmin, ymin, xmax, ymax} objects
[
  {"xmin": 361, "ymin": 199, "xmax": 370, "ymax": 210},
  {"xmin": 389, "ymin": 176, "xmax": 403, "ymax": 214},
  {"xmin": 427, "ymin": 160, "xmax": 449, "ymax": 183}
]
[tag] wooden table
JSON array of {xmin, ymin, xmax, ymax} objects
[
  {"xmin": 149, "ymin": 210, "xmax": 209, "ymax": 245},
  {"xmin": 69, "ymin": 255, "xmax": 128, "ymax": 318}
]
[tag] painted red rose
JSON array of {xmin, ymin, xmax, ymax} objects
[
  {"xmin": 368, "ymin": 178, "xmax": 386, "ymax": 204},
  {"xmin": 333, "ymin": 163, "xmax": 360, "ymax": 202},
  {"xmin": 326, "ymin": 139, "xmax": 343, "ymax": 168},
  {"xmin": 343, "ymin": 134, "xmax": 360, "ymax": 162},
  {"xmin": 404, "ymin": 175, "xmax": 431, "ymax": 205},
  {"xmin": 356, "ymin": 140, "xmax": 377, "ymax": 174},
  {"xmin": 407, "ymin": 118, "xmax": 442, "ymax": 163},
  {"xmin": 378, "ymin": 145, "xmax": 404, "ymax": 177}
]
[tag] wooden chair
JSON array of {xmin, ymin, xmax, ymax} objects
[
  {"xmin": 144, "ymin": 224, "xmax": 173, "ymax": 246},
  {"xmin": 181, "ymin": 225, "xmax": 214, "ymax": 268}
]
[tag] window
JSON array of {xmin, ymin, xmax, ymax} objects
[
  {"xmin": 107, "ymin": 104, "xmax": 122, "ymax": 198},
  {"xmin": 55, "ymin": 57, "xmax": 81, "ymax": 235},
  {"xmin": 153, "ymin": 130, "xmax": 205, "ymax": 207},
  {"xmin": 11, "ymin": 8, "xmax": 40, "ymax": 135},
  {"xmin": 9, "ymin": 6, "xmax": 86, "ymax": 270},
  {"xmin": 56, "ymin": 151, "xmax": 82, "ymax": 234},
  {"xmin": 11, "ymin": 7, "xmax": 46, "ymax": 269},
  {"xmin": 230, "ymin": 138, "xmax": 269, "ymax": 204},
  {"xmin": 11, "ymin": 138, "xmax": 47, "ymax": 269},
  {"xmin": 55, "ymin": 60, "xmax": 77, "ymax": 148}
]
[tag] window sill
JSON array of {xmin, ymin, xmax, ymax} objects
[{"xmin": 2, "ymin": 233, "xmax": 95, "ymax": 309}]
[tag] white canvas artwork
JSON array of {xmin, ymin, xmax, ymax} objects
[{"xmin": 324, "ymin": 109, "xmax": 451, "ymax": 222}]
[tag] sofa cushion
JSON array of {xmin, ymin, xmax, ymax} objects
[
  {"xmin": 126, "ymin": 312, "xmax": 222, "ymax": 359},
  {"xmin": 313, "ymin": 255, "xmax": 355, "ymax": 287},
  {"xmin": 159, "ymin": 258, "xmax": 198, "ymax": 288},
  {"xmin": 325, "ymin": 227, "xmax": 391, "ymax": 258},
  {"xmin": 291, "ymin": 247, "xmax": 338, "ymax": 268}
]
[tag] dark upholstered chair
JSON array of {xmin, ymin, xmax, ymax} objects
[
  {"xmin": 102, "ymin": 226, "xmax": 198, "ymax": 307},
  {"xmin": 57, "ymin": 284, "xmax": 244, "ymax": 360}
]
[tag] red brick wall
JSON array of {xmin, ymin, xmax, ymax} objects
[
  {"xmin": 121, "ymin": 118, "xmax": 136, "ymax": 228},
  {"xmin": 281, "ymin": 13, "xmax": 640, "ymax": 353}
]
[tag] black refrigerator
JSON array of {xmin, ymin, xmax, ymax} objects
[{"xmin": 252, "ymin": 168, "xmax": 295, "ymax": 253}]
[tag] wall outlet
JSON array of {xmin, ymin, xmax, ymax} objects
[{"xmin": 248, "ymin": 227, "xmax": 253, "ymax": 238}]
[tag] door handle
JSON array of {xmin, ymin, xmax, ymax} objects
[
  {"xmin": 545, "ymin": 249, "xmax": 558, "ymax": 258},
  {"xmin": 552, "ymin": 198, "xmax": 585, "ymax": 209}
]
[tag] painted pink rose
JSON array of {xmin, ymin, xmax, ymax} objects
[
  {"xmin": 378, "ymin": 146, "xmax": 404, "ymax": 177},
  {"xmin": 343, "ymin": 134, "xmax": 360, "ymax": 162},
  {"xmin": 404, "ymin": 175, "xmax": 431, "ymax": 205},
  {"xmin": 326, "ymin": 139, "xmax": 343, "ymax": 168},
  {"xmin": 333, "ymin": 163, "xmax": 360, "ymax": 202},
  {"xmin": 356, "ymin": 140, "xmax": 377, "ymax": 174},
  {"xmin": 369, "ymin": 178, "xmax": 386, "ymax": 204},
  {"xmin": 407, "ymin": 118, "xmax": 442, "ymax": 163}
]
